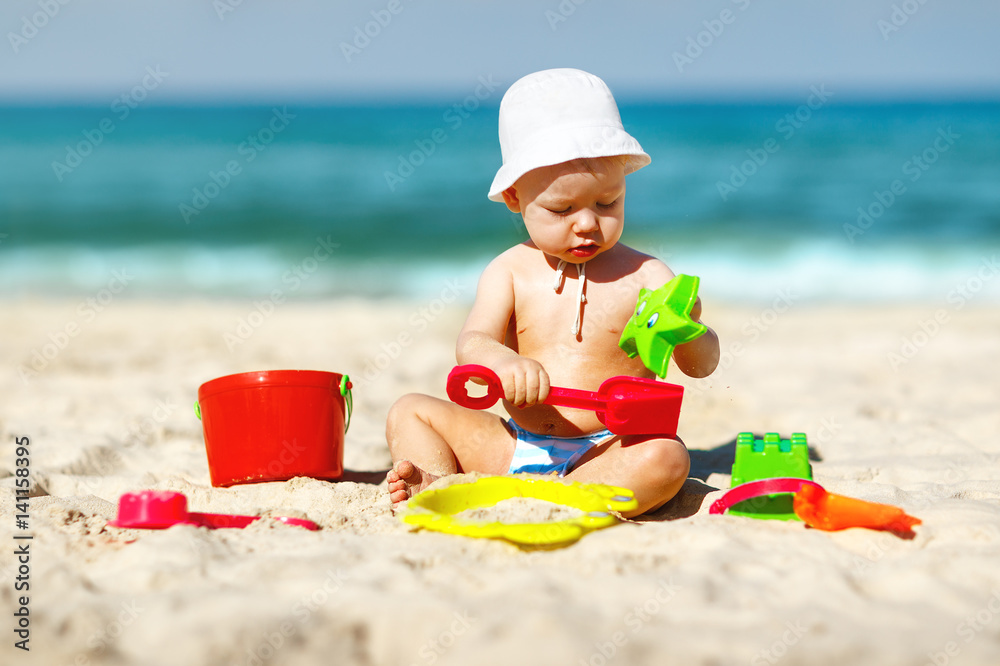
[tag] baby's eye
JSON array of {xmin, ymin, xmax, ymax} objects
[
  {"xmin": 546, "ymin": 206, "xmax": 571, "ymax": 215},
  {"xmin": 598, "ymin": 199, "xmax": 620, "ymax": 209},
  {"xmin": 646, "ymin": 312, "xmax": 659, "ymax": 328}
]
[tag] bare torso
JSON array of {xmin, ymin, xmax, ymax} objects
[{"xmin": 502, "ymin": 242, "xmax": 671, "ymax": 436}]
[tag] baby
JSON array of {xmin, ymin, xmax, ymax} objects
[{"xmin": 385, "ymin": 69, "xmax": 720, "ymax": 516}]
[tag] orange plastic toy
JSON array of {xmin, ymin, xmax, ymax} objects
[{"xmin": 793, "ymin": 483, "xmax": 921, "ymax": 538}]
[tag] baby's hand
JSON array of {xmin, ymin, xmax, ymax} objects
[
  {"xmin": 689, "ymin": 296, "xmax": 703, "ymax": 323},
  {"xmin": 494, "ymin": 356, "xmax": 550, "ymax": 407}
]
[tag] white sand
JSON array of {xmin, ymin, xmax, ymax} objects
[{"xmin": 2, "ymin": 298, "xmax": 999, "ymax": 666}]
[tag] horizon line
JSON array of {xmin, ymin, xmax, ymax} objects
[{"xmin": 2, "ymin": 91, "xmax": 1000, "ymax": 108}]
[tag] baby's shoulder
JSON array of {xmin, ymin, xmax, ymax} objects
[
  {"xmin": 606, "ymin": 243, "xmax": 676, "ymax": 289},
  {"xmin": 476, "ymin": 244, "xmax": 544, "ymax": 291},
  {"xmin": 487, "ymin": 243, "xmax": 544, "ymax": 273}
]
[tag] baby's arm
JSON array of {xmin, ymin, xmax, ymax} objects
[
  {"xmin": 641, "ymin": 258, "xmax": 721, "ymax": 379},
  {"xmin": 456, "ymin": 256, "xmax": 550, "ymax": 405},
  {"xmin": 672, "ymin": 295, "xmax": 720, "ymax": 378}
]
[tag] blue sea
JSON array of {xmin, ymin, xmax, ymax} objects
[{"xmin": 2, "ymin": 100, "xmax": 999, "ymax": 303}]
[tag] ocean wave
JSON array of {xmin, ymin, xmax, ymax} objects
[{"xmin": 3, "ymin": 241, "xmax": 998, "ymax": 305}]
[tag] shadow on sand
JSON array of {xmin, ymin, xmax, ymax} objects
[{"xmin": 637, "ymin": 434, "xmax": 823, "ymax": 522}]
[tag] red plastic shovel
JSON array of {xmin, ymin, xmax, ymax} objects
[
  {"xmin": 107, "ymin": 490, "xmax": 319, "ymax": 531},
  {"xmin": 446, "ymin": 364, "xmax": 684, "ymax": 437}
]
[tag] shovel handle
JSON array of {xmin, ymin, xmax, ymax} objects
[
  {"xmin": 187, "ymin": 512, "xmax": 257, "ymax": 529},
  {"xmin": 188, "ymin": 512, "xmax": 320, "ymax": 531},
  {"xmin": 447, "ymin": 365, "xmax": 505, "ymax": 410},
  {"xmin": 447, "ymin": 364, "xmax": 607, "ymax": 413},
  {"xmin": 543, "ymin": 387, "xmax": 606, "ymax": 412}
]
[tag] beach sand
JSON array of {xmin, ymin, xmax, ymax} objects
[{"xmin": 2, "ymin": 297, "xmax": 1000, "ymax": 666}]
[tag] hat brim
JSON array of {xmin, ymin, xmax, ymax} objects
[{"xmin": 488, "ymin": 124, "xmax": 650, "ymax": 202}]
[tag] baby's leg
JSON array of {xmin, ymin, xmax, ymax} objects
[
  {"xmin": 566, "ymin": 435, "xmax": 690, "ymax": 517},
  {"xmin": 384, "ymin": 393, "xmax": 514, "ymax": 508}
]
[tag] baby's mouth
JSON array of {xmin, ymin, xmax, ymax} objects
[{"xmin": 569, "ymin": 244, "xmax": 599, "ymax": 258}]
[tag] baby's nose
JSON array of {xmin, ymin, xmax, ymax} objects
[{"xmin": 572, "ymin": 210, "xmax": 600, "ymax": 233}]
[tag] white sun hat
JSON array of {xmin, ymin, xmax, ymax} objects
[{"xmin": 488, "ymin": 68, "xmax": 650, "ymax": 202}]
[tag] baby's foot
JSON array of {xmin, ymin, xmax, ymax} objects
[{"xmin": 386, "ymin": 460, "xmax": 439, "ymax": 511}]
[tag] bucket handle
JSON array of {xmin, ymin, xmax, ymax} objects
[
  {"xmin": 340, "ymin": 375, "xmax": 353, "ymax": 434},
  {"xmin": 194, "ymin": 401, "xmax": 201, "ymax": 420}
]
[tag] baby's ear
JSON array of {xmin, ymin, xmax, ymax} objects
[{"xmin": 501, "ymin": 187, "xmax": 521, "ymax": 213}]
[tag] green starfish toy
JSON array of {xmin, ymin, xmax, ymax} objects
[{"xmin": 618, "ymin": 274, "xmax": 707, "ymax": 378}]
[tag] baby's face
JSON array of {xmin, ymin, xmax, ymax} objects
[{"xmin": 507, "ymin": 157, "xmax": 626, "ymax": 264}]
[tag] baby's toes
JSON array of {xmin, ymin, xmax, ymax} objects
[
  {"xmin": 387, "ymin": 476, "xmax": 405, "ymax": 495},
  {"xmin": 393, "ymin": 459, "xmax": 416, "ymax": 481},
  {"xmin": 390, "ymin": 489, "xmax": 410, "ymax": 505}
]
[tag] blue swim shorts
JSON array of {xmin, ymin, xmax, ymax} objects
[{"xmin": 505, "ymin": 419, "xmax": 616, "ymax": 476}]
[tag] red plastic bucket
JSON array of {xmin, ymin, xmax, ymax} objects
[{"xmin": 195, "ymin": 370, "xmax": 352, "ymax": 487}]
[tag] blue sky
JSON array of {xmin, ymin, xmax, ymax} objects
[{"xmin": 2, "ymin": 0, "xmax": 999, "ymax": 103}]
